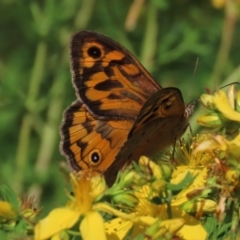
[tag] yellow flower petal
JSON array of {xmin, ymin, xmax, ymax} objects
[
  {"xmin": 89, "ymin": 175, "xmax": 107, "ymax": 201},
  {"xmin": 94, "ymin": 203, "xmax": 134, "ymax": 220},
  {"xmin": 105, "ymin": 218, "xmax": 133, "ymax": 240},
  {"xmin": 133, "ymin": 215, "xmax": 156, "ymax": 225},
  {"xmin": 172, "ymin": 168, "xmax": 208, "ymax": 206},
  {"xmin": 213, "ymin": 90, "xmax": 240, "ymax": 122},
  {"xmin": 171, "ymin": 166, "xmax": 202, "ymax": 185},
  {"xmin": 131, "ymin": 217, "xmax": 184, "ymax": 239},
  {"xmin": 80, "ymin": 211, "xmax": 106, "ymax": 240},
  {"xmin": 139, "ymin": 156, "xmax": 162, "ymax": 179},
  {"xmin": 0, "ymin": 200, "xmax": 18, "ymax": 219},
  {"xmin": 34, "ymin": 208, "xmax": 80, "ymax": 240},
  {"xmin": 178, "ymin": 221, "xmax": 207, "ymax": 240},
  {"xmin": 226, "ymin": 133, "xmax": 240, "ymax": 157},
  {"xmin": 150, "ymin": 218, "xmax": 184, "ymax": 239},
  {"xmin": 70, "ymin": 173, "xmax": 93, "ymax": 212},
  {"xmin": 171, "ymin": 207, "xmax": 207, "ymax": 240},
  {"xmin": 200, "ymin": 94, "xmax": 214, "ymax": 109},
  {"xmin": 158, "ymin": 218, "xmax": 184, "ymax": 233},
  {"xmin": 194, "ymin": 134, "xmax": 240, "ymax": 157},
  {"xmin": 193, "ymin": 135, "xmax": 227, "ymax": 154}
]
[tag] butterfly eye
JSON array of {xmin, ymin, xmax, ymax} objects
[
  {"xmin": 87, "ymin": 46, "xmax": 101, "ymax": 59},
  {"xmin": 89, "ymin": 149, "xmax": 102, "ymax": 166}
]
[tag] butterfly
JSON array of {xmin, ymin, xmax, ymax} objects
[{"xmin": 60, "ymin": 31, "xmax": 193, "ymax": 185}]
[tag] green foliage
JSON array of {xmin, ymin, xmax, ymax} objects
[{"xmin": 0, "ymin": 0, "xmax": 239, "ymax": 220}]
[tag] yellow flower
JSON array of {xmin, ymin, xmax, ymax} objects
[
  {"xmin": 105, "ymin": 156, "xmax": 208, "ymax": 240},
  {"xmin": 171, "ymin": 167, "xmax": 208, "ymax": 205},
  {"xmin": 176, "ymin": 135, "xmax": 213, "ymax": 167},
  {"xmin": 198, "ymin": 88, "xmax": 240, "ymax": 131},
  {"xmin": 34, "ymin": 172, "xmax": 108, "ymax": 240},
  {"xmin": 194, "ymin": 133, "xmax": 240, "ymax": 158},
  {"xmin": 213, "ymin": 90, "xmax": 240, "ymax": 122},
  {"xmin": 34, "ymin": 143, "xmax": 217, "ymax": 240},
  {"xmin": 105, "ymin": 216, "xmax": 185, "ymax": 240}
]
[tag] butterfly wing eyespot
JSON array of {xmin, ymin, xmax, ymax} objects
[
  {"xmin": 88, "ymin": 149, "xmax": 102, "ymax": 166},
  {"xmin": 87, "ymin": 46, "xmax": 102, "ymax": 59}
]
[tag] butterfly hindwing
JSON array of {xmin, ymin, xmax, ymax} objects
[{"xmin": 60, "ymin": 100, "xmax": 134, "ymax": 174}]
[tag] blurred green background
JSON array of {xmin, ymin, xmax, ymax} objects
[{"xmin": 1, "ymin": 0, "xmax": 239, "ymax": 214}]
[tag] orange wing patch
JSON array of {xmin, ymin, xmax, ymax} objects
[
  {"xmin": 60, "ymin": 101, "xmax": 134, "ymax": 174},
  {"xmin": 70, "ymin": 31, "xmax": 161, "ymax": 119}
]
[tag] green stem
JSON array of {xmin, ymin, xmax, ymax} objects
[
  {"xmin": 13, "ymin": 42, "xmax": 47, "ymax": 194},
  {"xmin": 166, "ymin": 190, "xmax": 172, "ymax": 219},
  {"xmin": 28, "ymin": 69, "xmax": 66, "ymax": 201},
  {"xmin": 35, "ymin": 80, "xmax": 64, "ymax": 175},
  {"xmin": 140, "ymin": 0, "xmax": 158, "ymax": 72},
  {"xmin": 28, "ymin": 42, "xmax": 47, "ymax": 104},
  {"xmin": 13, "ymin": 114, "xmax": 32, "ymax": 194},
  {"xmin": 75, "ymin": 0, "xmax": 95, "ymax": 29},
  {"xmin": 230, "ymin": 200, "xmax": 239, "ymax": 240}
]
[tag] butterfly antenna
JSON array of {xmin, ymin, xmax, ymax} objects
[{"xmin": 219, "ymin": 82, "xmax": 240, "ymax": 90}]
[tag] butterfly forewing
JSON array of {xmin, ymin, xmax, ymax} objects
[{"xmin": 70, "ymin": 31, "xmax": 161, "ymax": 120}]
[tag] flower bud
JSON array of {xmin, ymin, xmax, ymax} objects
[
  {"xmin": 144, "ymin": 218, "xmax": 184, "ymax": 239},
  {"xmin": 225, "ymin": 169, "xmax": 240, "ymax": 188},
  {"xmin": 183, "ymin": 199, "xmax": 216, "ymax": 213},
  {"xmin": 120, "ymin": 170, "xmax": 137, "ymax": 188},
  {"xmin": 112, "ymin": 193, "xmax": 139, "ymax": 208},
  {"xmin": 200, "ymin": 94, "xmax": 215, "ymax": 110},
  {"xmin": 0, "ymin": 201, "xmax": 18, "ymax": 219},
  {"xmin": 197, "ymin": 114, "xmax": 222, "ymax": 128}
]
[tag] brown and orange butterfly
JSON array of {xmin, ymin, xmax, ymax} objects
[{"xmin": 60, "ymin": 31, "xmax": 192, "ymax": 185}]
